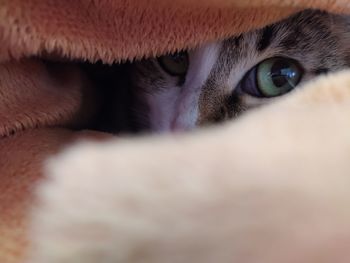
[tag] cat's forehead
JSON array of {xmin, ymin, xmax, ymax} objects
[
  {"xmin": 204, "ymin": 10, "xmax": 349, "ymax": 87},
  {"xmin": 129, "ymin": 10, "xmax": 350, "ymax": 132}
]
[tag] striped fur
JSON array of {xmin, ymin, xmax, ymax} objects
[{"xmin": 127, "ymin": 10, "xmax": 350, "ymax": 133}]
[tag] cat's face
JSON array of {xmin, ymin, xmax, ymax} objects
[{"xmin": 129, "ymin": 10, "xmax": 350, "ymax": 132}]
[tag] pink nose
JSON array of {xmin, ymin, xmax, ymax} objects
[
  {"xmin": 170, "ymin": 117, "xmax": 193, "ymax": 132},
  {"xmin": 170, "ymin": 121, "xmax": 184, "ymax": 132}
]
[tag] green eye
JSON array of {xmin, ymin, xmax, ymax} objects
[
  {"xmin": 239, "ymin": 57, "xmax": 303, "ymax": 98},
  {"xmin": 256, "ymin": 57, "xmax": 303, "ymax": 97},
  {"xmin": 158, "ymin": 51, "xmax": 189, "ymax": 76}
]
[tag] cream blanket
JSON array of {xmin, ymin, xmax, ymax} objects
[{"xmin": 0, "ymin": 0, "xmax": 349, "ymax": 262}]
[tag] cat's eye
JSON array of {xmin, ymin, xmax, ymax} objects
[
  {"xmin": 158, "ymin": 51, "xmax": 189, "ymax": 76},
  {"xmin": 239, "ymin": 57, "xmax": 303, "ymax": 98}
]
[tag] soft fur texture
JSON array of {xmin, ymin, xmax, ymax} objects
[
  {"xmin": 129, "ymin": 10, "xmax": 350, "ymax": 132},
  {"xmin": 0, "ymin": 0, "xmax": 350, "ymax": 263},
  {"xmin": 30, "ymin": 71, "xmax": 350, "ymax": 263}
]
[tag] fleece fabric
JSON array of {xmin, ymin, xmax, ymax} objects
[{"xmin": 0, "ymin": 1, "xmax": 349, "ymax": 262}]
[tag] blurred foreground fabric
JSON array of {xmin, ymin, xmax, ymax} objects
[{"xmin": 0, "ymin": 0, "xmax": 349, "ymax": 262}]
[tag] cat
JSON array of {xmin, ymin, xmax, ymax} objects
[{"xmin": 126, "ymin": 9, "xmax": 350, "ymax": 133}]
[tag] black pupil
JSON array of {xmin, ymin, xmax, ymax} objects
[
  {"xmin": 270, "ymin": 60, "xmax": 293, "ymax": 87},
  {"xmin": 171, "ymin": 53, "xmax": 185, "ymax": 63}
]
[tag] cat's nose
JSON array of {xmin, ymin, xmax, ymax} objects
[
  {"xmin": 170, "ymin": 120, "xmax": 191, "ymax": 132},
  {"xmin": 170, "ymin": 115, "xmax": 195, "ymax": 132},
  {"xmin": 169, "ymin": 87, "xmax": 200, "ymax": 132}
]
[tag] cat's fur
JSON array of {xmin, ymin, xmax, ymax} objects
[{"xmin": 128, "ymin": 10, "xmax": 350, "ymax": 133}]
